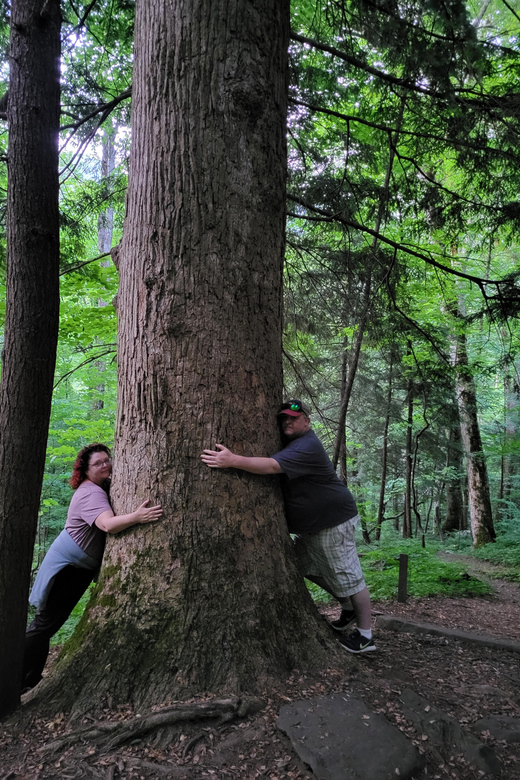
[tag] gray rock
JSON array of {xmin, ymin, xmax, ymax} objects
[
  {"xmin": 399, "ymin": 688, "xmax": 501, "ymax": 776},
  {"xmin": 277, "ymin": 693, "xmax": 423, "ymax": 780},
  {"xmin": 471, "ymin": 714, "xmax": 520, "ymax": 743}
]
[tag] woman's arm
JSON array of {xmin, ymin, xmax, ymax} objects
[{"xmin": 94, "ymin": 499, "xmax": 163, "ymax": 534}]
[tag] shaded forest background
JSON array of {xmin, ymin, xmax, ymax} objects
[{"xmin": 1, "ymin": 0, "xmax": 520, "ymax": 588}]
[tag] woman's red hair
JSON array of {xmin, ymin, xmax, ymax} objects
[{"xmin": 70, "ymin": 443, "xmax": 111, "ymax": 490}]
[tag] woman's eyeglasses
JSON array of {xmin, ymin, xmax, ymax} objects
[{"xmin": 90, "ymin": 458, "xmax": 112, "ymax": 469}]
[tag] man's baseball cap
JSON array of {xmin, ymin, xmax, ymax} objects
[{"xmin": 277, "ymin": 399, "xmax": 311, "ymax": 417}]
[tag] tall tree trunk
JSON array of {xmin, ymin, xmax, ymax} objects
[
  {"xmin": 403, "ymin": 375, "xmax": 413, "ymax": 538},
  {"xmin": 0, "ymin": 0, "xmax": 61, "ymax": 717},
  {"xmin": 333, "ymin": 271, "xmax": 371, "ymax": 470},
  {"xmin": 337, "ymin": 348, "xmax": 349, "ymax": 484},
  {"xmin": 43, "ymin": 0, "xmax": 338, "ymax": 715},
  {"xmin": 411, "ymin": 417, "xmax": 428, "ymax": 536},
  {"xmin": 443, "ymin": 420, "xmax": 465, "ymax": 532},
  {"xmin": 454, "ymin": 330, "xmax": 496, "ymax": 546},
  {"xmin": 93, "ymin": 128, "xmax": 116, "ymax": 411},
  {"xmin": 375, "ymin": 353, "xmax": 393, "ymax": 541},
  {"xmin": 97, "ymin": 127, "xmax": 116, "ymax": 257},
  {"xmin": 499, "ymin": 370, "xmax": 519, "ymax": 513}
]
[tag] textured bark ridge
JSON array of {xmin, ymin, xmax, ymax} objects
[{"xmin": 43, "ymin": 0, "xmax": 339, "ymax": 714}]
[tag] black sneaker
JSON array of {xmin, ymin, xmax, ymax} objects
[
  {"xmin": 330, "ymin": 609, "xmax": 356, "ymax": 632},
  {"xmin": 338, "ymin": 629, "xmax": 376, "ymax": 654}
]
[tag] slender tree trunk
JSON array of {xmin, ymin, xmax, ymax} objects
[
  {"xmin": 403, "ymin": 376, "xmax": 413, "ymax": 538},
  {"xmin": 0, "ymin": 0, "xmax": 61, "ymax": 717},
  {"xmin": 375, "ymin": 354, "xmax": 393, "ymax": 542},
  {"xmin": 410, "ymin": 397, "xmax": 429, "ymax": 536},
  {"xmin": 93, "ymin": 128, "xmax": 116, "ymax": 411},
  {"xmin": 43, "ymin": 0, "xmax": 338, "ymax": 715},
  {"xmin": 338, "ymin": 348, "xmax": 349, "ymax": 484},
  {"xmin": 443, "ymin": 421, "xmax": 465, "ymax": 532},
  {"xmin": 333, "ymin": 271, "xmax": 371, "ymax": 470},
  {"xmin": 97, "ymin": 128, "xmax": 116, "ymax": 257},
  {"xmin": 411, "ymin": 424, "xmax": 428, "ymax": 536},
  {"xmin": 499, "ymin": 371, "xmax": 519, "ymax": 513},
  {"xmin": 454, "ymin": 330, "xmax": 495, "ymax": 546}
]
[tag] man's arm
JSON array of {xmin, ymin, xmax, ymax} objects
[{"xmin": 201, "ymin": 444, "xmax": 283, "ymax": 475}]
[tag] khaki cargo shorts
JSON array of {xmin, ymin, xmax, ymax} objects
[{"xmin": 293, "ymin": 515, "xmax": 366, "ymax": 598}]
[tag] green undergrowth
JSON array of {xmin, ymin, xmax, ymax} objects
[
  {"xmin": 51, "ymin": 585, "xmax": 94, "ymax": 646},
  {"xmin": 307, "ymin": 536, "xmax": 493, "ymax": 604},
  {"xmin": 360, "ymin": 542, "xmax": 492, "ymax": 600},
  {"xmin": 464, "ymin": 520, "xmax": 520, "ymax": 582}
]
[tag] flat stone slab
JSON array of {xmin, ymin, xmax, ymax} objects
[
  {"xmin": 277, "ymin": 693, "xmax": 422, "ymax": 780},
  {"xmin": 400, "ymin": 688, "xmax": 501, "ymax": 776},
  {"xmin": 377, "ymin": 615, "xmax": 520, "ymax": 653}
]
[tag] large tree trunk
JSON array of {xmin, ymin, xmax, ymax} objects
[
  {"xmin": 454, "ymin": 331, "xmax": 495, "ymax": 546},
  {"xmin": 0, "ymin": 0, "xmax": 61, "ymax": 717},
  {"xmin": 43, "ymin": 0, "xmax": 338, "ymax": 715}
]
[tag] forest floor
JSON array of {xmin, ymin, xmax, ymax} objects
[{"xmin": 1, "ymin": 553, "xmax": 520, "ymax": 780}]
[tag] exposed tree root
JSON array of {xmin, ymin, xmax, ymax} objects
[
  {"xmin": 40, "ymin": 696, "xmax": 243, "ymax": 754},
  {"xmin": 108, "ymin": 755, "xmax": 191, "ymax": 777}
]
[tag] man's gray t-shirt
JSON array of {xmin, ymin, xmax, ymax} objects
[
  {"xmin": 272, "ymin": 429, "xmax": 358, "ymax": 534},
  {"xmin": 65, "ymin": 480, "xmax": 110, "ymax": 560}
]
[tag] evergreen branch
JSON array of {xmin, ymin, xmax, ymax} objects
[
  {"xmin": 385, "ymin": 277, "xmax": 452, "ymax": 365},
  {"xmin": 59, "ymin": 251, "xmax": 111, "ymax": 276},
  {"xmin": 290, "ymin": 31, "xmax": 428, "ymax": 93},
  {"xmin": 53, "ymin": 347, "xmax": 117, "ymax": 389},
  {"xmin": 287, "ymin": 193, "xmax": 508, "ymax": 292},
  {"xmin": 290, "ymin": 31, "xmax": 520, "ymax": 112},
  {"xmin": 60, "ymin": 88, "xmax": 131, "ymax": 131},
  {"xmin": 282, "ymin": 348, "xmax": 332, "ymax": 435},
  {"xmin": 359, "ymin": 0, "xmax": 517, "ymax": 57},
  {"xmin": 392, "ymin": 150, "xmax": 507, "ymax": 214},
  {"xmin": 59, "ymin": 90, "xmax": 131, "ymax": 181},
  {"xmin": 64, "ymin": 0, "xmax": 104, "ymax": 46},
  {"xmin": 287, "ymin": 210, "xmax": 329, "ymax": 223},
  {"xmin": 73, "ymin": 0, "xmax": 99, "ymax": 32},
  {"xmin": 500, "ymin": 0, "xmax": 520, "ymax": 25},
  {"xmin": 289, "ymin": 97, "xmax": 520, "ymax": 164}
]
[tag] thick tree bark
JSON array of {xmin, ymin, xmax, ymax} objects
[
  {"xmin": 44, "ymin": 0, "xmax": 337, "ymax": 714},
  {"xmin": 0, "ymin": 0, "xmax": 61, "ymax": 717},
  {"xmin": 454, "ymin": 331, "xmax": 495, "ymax": 546}
]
